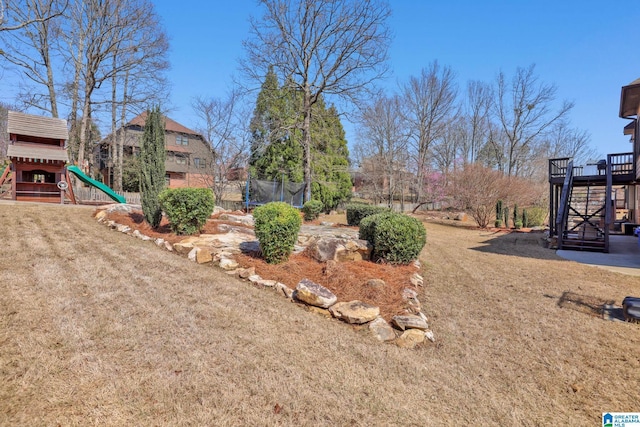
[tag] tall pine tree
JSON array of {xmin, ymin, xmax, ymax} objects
[
  {"xmin": 140, "ymin": 106, "xmax": 166, "ymax": 228},
  {"xmin": 310, "ymin": 103, "xmax": 352, "ymax": 210},
  {"xmin": 249, "ymin": 71, "xmax": 351, "ymax": 210},
  {"xmin": 249, "ymin": 68, "xmax": 303, "ymax": 183}
]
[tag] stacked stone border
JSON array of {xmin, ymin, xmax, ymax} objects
[{"xmin": 95, "ymin": 204, "xmax": 435, "ymax": 349}]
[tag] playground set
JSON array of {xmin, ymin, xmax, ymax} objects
[{"xmin": 0, "ymin": 111, "xmax": 124, "ymax": 204}]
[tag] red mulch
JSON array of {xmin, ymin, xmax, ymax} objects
[{"xmin": 100, "ymin": 209, "xmax": 420, "ymax": 320}]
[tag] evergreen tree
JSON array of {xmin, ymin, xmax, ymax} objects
[
  {"xmin": 140, "ymin": 106, "xmax": 166, "ymax": 228},
  {"xmin": 249, "ymin": 68, "xmax": 303, "ymax": 183},
  {"xmin": 310, "ymin": 103, "xmax": 352, "ymax": 210},
  {"xmin": 249, "ymin": 71, "xmax": 352, "ymax": 209}
]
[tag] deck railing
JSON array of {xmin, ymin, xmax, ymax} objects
[{"xmin": 549, "ymin": 153, "xmax": 634, "ymax": 180}]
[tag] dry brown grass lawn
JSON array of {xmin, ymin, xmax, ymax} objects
[{"xmin": 1, "ymin": 202, "xmax": 640, "ymax": 425}]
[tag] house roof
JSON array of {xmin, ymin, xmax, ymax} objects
[
  {"xmin": 624, "ymin": 120, "xmax": 636, "ymax": 136},
  {"xmin": 619, "ymin": 78, "xmax": 640, "ymax": 118},
  {"xmin": 127, "ymin": 112, "xmax": 202, "ymax": 136},
  {"xmin": 7, "ymin": 110, "xmax": 68, "ymax": 140},
  {"xmin": 7, "ymin": 142, "xmax": 69, "ymax": 162}
]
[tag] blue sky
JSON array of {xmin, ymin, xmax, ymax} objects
[{"xmin": 153, "ymin": 0, "xmax": 639, "ymax": 158}]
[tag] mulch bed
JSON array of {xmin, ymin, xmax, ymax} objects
[{"xmin": 101, "ymin": 209, "xmax": 421, "ymax": 320}]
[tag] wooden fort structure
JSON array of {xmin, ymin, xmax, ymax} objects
[
  {"xmin": 549, "ymin": 78, "xmax": 640, "ymax": 252},
  {"xmin": 0, "ymin": 111, "xmax": 71, "ymax": 203}
]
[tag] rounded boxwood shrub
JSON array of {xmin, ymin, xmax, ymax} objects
[
  {"xmin": 253, "ymin": 202, "xmax": 302, "ymax": 264},
  {"xmin": 345, "ymin": 203, "xmax": 390, "ymax": 226},
  {"xmin": 302, "ymin": 199, "xmax": 323, "ymax": 221},
  {"xmin": 359, "ymin": 212, "xmax": 426, "ymax": 264},
  {"xmin": 158, "ymin": 187, "xmax": 215, "ymax": 235}
]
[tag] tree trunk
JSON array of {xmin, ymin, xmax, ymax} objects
[{"xmin": 302, "ymin": 90, "xmax": 312, "ymax": 203}]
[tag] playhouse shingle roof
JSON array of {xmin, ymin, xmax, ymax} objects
[
  {"xmin": 7, "ymin": 111, "xmax": 69, "ymax": 141},
  {"xmin": 7, "ymin": 143, "xmax": 69, "ymax": 162}
]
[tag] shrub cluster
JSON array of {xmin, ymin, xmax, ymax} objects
[
  {"xmin": 302, "ymin": 199, "xmax": 323, "ymax": 221},
  {"xmin": 253, "ymin": 202, "xmax": 302, "ymax": 264},
  {"xmin": 359, "ymin": 212, "xmax": 426, "ymax": 264},
  {"xmin": 345, "ymin": 203, "xmax": 390, "ymax": 226},
  {"xmin": 158, "ymin": 187, "xmax": 215, "ymax": 235}
]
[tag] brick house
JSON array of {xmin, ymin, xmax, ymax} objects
[{"xmin": 97, "ymin": 112, "xmax": 214, "ymax": 189}]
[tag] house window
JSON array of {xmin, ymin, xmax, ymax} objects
[
  {"xmin": 176, "ymin": 135, "xmax": 189, "ymax": 146},
  {"xmin": 165, "ymin": 173, "xmax": 170, "ymax": 186},
  {"xmin": 193, "ymin": 157, "xmax": 205, "ymax": 169},
  {"xmin": 175, "ymin": 154, "xmax": 187, "ymax": 165}
]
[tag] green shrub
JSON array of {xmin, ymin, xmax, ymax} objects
[
  {"xmin": 514, "ymin": 220, "xmax": 523, "ymax": 230},
  {"xmin": 345, "ymin": 203, "xmax": 390, "ymax": 226},
  {"xmin": 522, "ymin": 209, "xmax": 529, "ymax": 228},
  {"xmin": 496, "ymin": 200, "xmax": 503, "ymax": 222},
  {"xmin": 253, "ymin": 202, "xmax": 302, "ymax": 264},
  {"xmin": 359, "ymin": 212, "xmax": 426, "ymax": 264},
  {"xmin": 503, "ymin": 207, "xmax": 509, "ymax": 229},
  {"xmin": 525, "ymin": 206, "xmax": 547, "ymax": 227},
  {"xmin": 302, "ymin": 199, "xmax": 324, "ymax": 221},
  {"xmin": 494, "ymin": 219, "xmax": 503, "ymax": 228},
  {"xmin": 159, "ymin": 187, "xmax": 215, "ymax": 235}
]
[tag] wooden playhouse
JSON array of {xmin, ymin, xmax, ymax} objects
[{"xmin": 1, "ymin": 111, "xmax": 70, "ymax": 203}]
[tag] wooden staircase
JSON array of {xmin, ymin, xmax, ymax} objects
[{"xmin": 555, "ymin": 159, "xmax": 612, "ymax": 252}]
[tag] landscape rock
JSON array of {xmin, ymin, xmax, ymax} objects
[
  {"xmin": 132, "ymin": 229, "xmax": 152, "ymax": 241},
  {"xmin": 410, "ymin": 273, "xmax": 424, "ymax": 287},
  {"xmin": 307, "ymin": 237, "xmax": 371, "ymax": 262},
  {"xmin": 294, "ymin": 278, "xmax": 337, "ymax": 308},
  {"xmin": 395, "ymin": 329, "xmax": 426, "ymax": 349},
  {"xmin": 257, "ymin": 279, "xmax": 277, "ymax": 288},
  {"xmin": 402, "ymin": 288, "xmax": 418, "ymax": 300},
  {"xmin": 248, "ymin": 274, "xmax": 262, "ymax": 283},
  {"xmin": 188, "ymin": 247, "xmax": 198, "ymax": 262},
  {"xmin": 95, "ymin": 210, "xmax": 108, "ymax": 221},
  {"xmin": 402, "ymin": 288, "xmax": 422, "ymax": 314},
  {"xmin": 163, "ymin": 241, "xmax": 173, "ymax": 252},
  {"xmin": 173, "ymin": 242, "xmax": 194, "ymax": 255},
  {"xmin": 219, "ymin": 213, "xmax": 254, "ymax": 227},
  {"xmin": 217, "ymin": 223, "xmax": 255, "ymax": 235},
  {"xmin": 116, "ymin": 224, "xmax": 131, "ymax": 233},
  {"xmin": 196, "ymin": 248, "xmax": 213, "ymax": 264},
  {"xmin": 275, "ymin": 282, "xmax": 294, "ymax": 299},
  {"xmin": 219, "ymin": 257, "xmax": 239, "ymax": 271},
  {"xmin": 329, "ymin": 300, "xmax": 380, "ymax": 324},
  {"xmin": 238, "ymin": 267, "xmax": 255, "ymax": 279},
  {"xmin": 424, "ymin": 330, "xmax": 435, "ymax": 343},
  {"xmin": 369, "ymin": 317, "xmax": 397, "ymax": 342},
  {"xmin": 391, "ymin": 314, "xmax": 429, "ymax": 331},
  {"xmin": 212, "ymin": 206, "xmax": 228, "ymax": 215}
]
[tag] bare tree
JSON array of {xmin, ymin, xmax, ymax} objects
[
  {"xmin": 0, "ymin": 0, "xmax": 67, "ymax": 117},
  {"xmin": 64, "ymin": 0, "xmax": 168, "ymax": 169},
  {"xmin": 494, "ymin": 64, "xmax": 574, "ymax": 176},
  {"xmin": 542, "ymin": 120, "xmax": 597, "ymax": 165},
  {"xmin": 243, "ymin": 0, "xmax": 391, "ymax": 201},
  {"xmin": 401, "ymin": 61, "xmax": 457, "ymax": 203},
  {"xmin": 431, "ymin": 117, "xmax": 464, "ymax": 181},
  {"xmin": 0, "ymin": 0, "xmax": 66, "ymax": 32},
  {"xmin": 462, "ymin": 79, "xmax": 492, "ymax": 163},
  {"xmin": 192, "ymin": 90, "xmax": 249, "ymax": 203},
  {"xmin": 355, "ymin": 94, "xmax": 409, "ymax": 207},
  {"xmin": 106, "ymin": 0, "xmax": 169, "ymax": 190}
]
